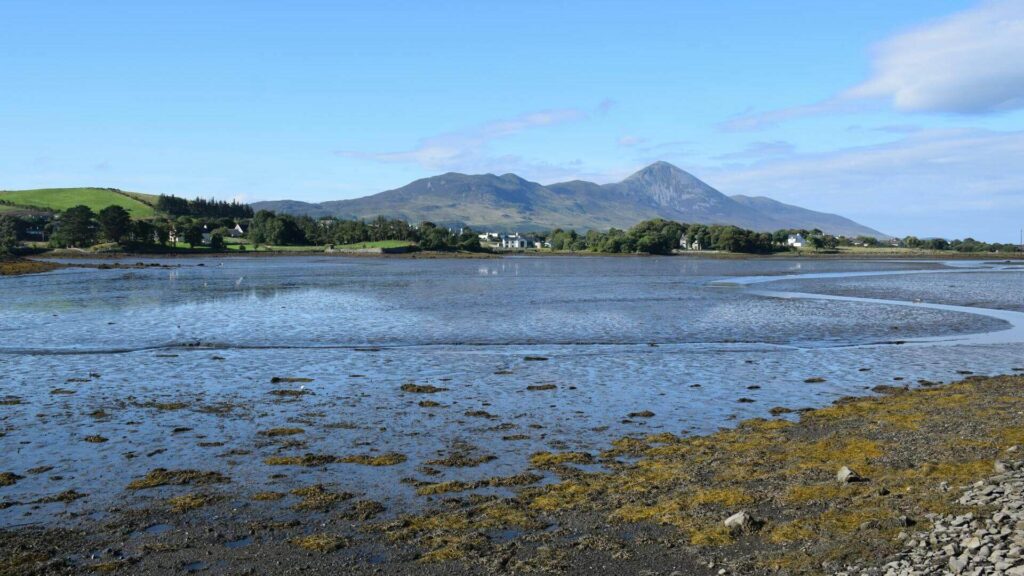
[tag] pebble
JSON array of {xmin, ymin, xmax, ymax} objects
[{"xmin": 835, "ymin": 459, "xmax": 1024, "ymax": 576}]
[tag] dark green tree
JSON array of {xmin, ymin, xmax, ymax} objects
[
  {"xmin": 183, "ymin": 224, "xmax": 204, "ymax": 248},
  {"xmin": 209, "ymin": 233, "xmax": 226, "ymax": 251},
  {"xmin": 97, "ymin": 205, "xmax": 132, "ymax": 243},
  {"xmin": 0, "ymin": 216, "xmax": 18, "ymax": 254},
  {"xmin": 52, "ymin": 205, "xmax": 97, "ymax": 248},
  {"xmin": 131, "ymin": 220, "xmax": 155, "ymax": 245}
]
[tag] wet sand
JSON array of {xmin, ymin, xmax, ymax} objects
[
  {"xmin": 2, "ymin": 257, "xmax": 1024, "ymax": 574},
  {"xmin": 3, "ymin": 374, "xmax": 1024, "ymax": 575}
]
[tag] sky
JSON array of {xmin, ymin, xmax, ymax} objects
[{"xmin": 2, "ymin": 0, "xmax": 1023, "ymax": 241}]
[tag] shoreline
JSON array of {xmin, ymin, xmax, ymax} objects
[
  {"xmin": 8, "ymin": 246, "xmax": 1023, "ymax": 267},
  {"xmin": 3, "ymin": 373, "xmax": 1024, "ymax": 575}
]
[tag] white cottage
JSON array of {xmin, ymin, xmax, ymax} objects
[{"xmin": 500, "ymin": 233, "xmax": 529, "ymax": 249}]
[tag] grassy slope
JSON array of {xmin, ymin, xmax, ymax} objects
[{"xmin": 0, "ymin": 188, "xmax": 156, "ymax": 218}]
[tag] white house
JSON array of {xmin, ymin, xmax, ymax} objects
[
  {"xmin": 680, "ymin": 237, "xmax": 702, "ymax": 250},
  {"xmin": 229, "ymin": 223, "xmax": 246, "ymax": 238},
  {"xmin": 787, "ymin": 234, "xmax": 805, "ymax": 248},
  {"xmin": 500, "ymin": 233, "xmax": 529, "ymax": 249}
]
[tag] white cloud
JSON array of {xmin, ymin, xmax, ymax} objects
[
  {"xmin": 336, "ymin": 108, "xmax": 587, "ymax": 174},
  {"xmin": 703, "ymin": 128, "xmax": 1024, "ymax": 240},
  {"xmin": 846, "ymin": 0, "xmax": 1024, "ymax": 113},
  {"xmin": 721, "ymin": 1, "xmax": 1024, "ymax": 130}
]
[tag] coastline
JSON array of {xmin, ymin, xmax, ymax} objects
[
  {"xmin": 0, "ymin": 257, "xmax": 64, "ymax": 276},
  {"xmin": 5, "ymin": 246, "xmax": 1021, "ymax": 274},
  {"xmin": 3, "ymin": 374, "xmax": 1024, "ymax": 575}
]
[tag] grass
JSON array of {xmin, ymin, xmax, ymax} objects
[
  {"xmin": 0, "ymin": 188, "xmax": 156, "ymax": 218},
  {"xmin": 332, "ymin": 240, "xmax": 414, "ymax": 250},
  {"xmin": 203, "ymin": 239, "xmax": 416, "ymax": 253}
]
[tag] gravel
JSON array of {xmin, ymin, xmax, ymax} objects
[{"xmin": 837, "ymin": 451, "xmax": 1024, "ymax": 576}]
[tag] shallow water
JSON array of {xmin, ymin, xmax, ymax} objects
[{"xmin": 1, "ymin": 256, "xmax": 1022, "ymax": 526}]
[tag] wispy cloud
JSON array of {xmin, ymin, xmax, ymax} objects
[
  {"xmin": 703, "ymin": 128, "xmax": 1024, "ymax": 240},
  {"xmin": 721, "ymin": 0, "xmax": 1024, "ymax": 130},
  {"xmin": 719, "ymin": 99, "xmax": 871, "ymax": 132},
  {"xmin": 714, "ymin": 140, "xmax": 796, "ymax": 161},
  {"xmin": 336, "ymin": 108, "xmax": 587, "ymax": 173},
  {"xmin": 617, "ymin": 135, "xmax": 646, "ymax": 147}
]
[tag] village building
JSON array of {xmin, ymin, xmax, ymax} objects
[
  {"xmin": 787, "ymin": 234, "xmax": 805, "ymax": 248},
  {"xmin": 500, "ymin": 233, "xmax": 529, "ymax": 249}
]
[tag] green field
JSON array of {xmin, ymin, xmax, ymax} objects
[{"xmin": 0, "ymin": 188, "xmax": 157, "ymax": 218}]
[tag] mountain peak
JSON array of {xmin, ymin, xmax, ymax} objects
[
  {"xmin": 252, "ymin": 163, "xmax": 885, "ymax": 237},
  {"xmin": 629, "ymin": 160, "xmax": 683, "ymax": 177}
]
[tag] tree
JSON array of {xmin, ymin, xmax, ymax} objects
[
  {"xmin": 52, "ymin": 205, "xmax": 97, "ymax": 248},
  {"xmin": 418, "ymin": 226, "xmax": 451, "ymax": 251},
  {"xmin": 0, "ymin": 216, "xmax": 18, "ymax": 254},
  {"xmin": 183, "ymin": 224, "xmax": 204, "ymax": 248},
  {"xmin": 131, "ymin": 220, "xmax": 155, "ymax": 245},
  {"xmin": 97, "ymin": 205, "xmax": 132, "ymax": 243},
  {"xmin": 209, "ymin": 233, "xmax": 225, "ymax": 251},
  {"xmin": 154, "ymin": 222, "xmax": 171, "ymax": 246}
]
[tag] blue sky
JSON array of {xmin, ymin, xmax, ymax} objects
[{"xmin": 2, "ymin": 0, "xmax": 1023, "ymax": 240}]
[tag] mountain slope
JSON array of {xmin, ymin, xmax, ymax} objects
[
  {"xmin": 602, "ymin": 162, "xmax": 787, "ymax": 231},
  {"xmin": 251, "ymin": 162, "xmax": 886, "ymax": 236},
  {"xmin": 730, "ymin": 194, "xmax": 885, "ymax": 238}
]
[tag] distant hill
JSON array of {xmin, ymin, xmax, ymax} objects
[
  {"xmin": 252, "ymin": 161, "xmax": 887, "ymax": 237},
  {"xmin": 729, "ymin": 194, "xmax": 880, "ymax": 238},
  {"xmin": 0, "ymin": 188, "xmax": 157, "ymax": 219}
]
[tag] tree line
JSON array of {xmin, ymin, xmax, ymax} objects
[
  {"xmin": 541, "ymin": 220, "xmax": 776, "ymax": 254},
  {"xmin": 155, "ymin": 194, "xmax": 254, "ymax": 219},
  {"xmin": 2, "ymin": 205, "xmax": 1022, "ymax": 256},
  {"xmin": 246, "ymin": 211, "xmax": 482, "ymax": 251}
]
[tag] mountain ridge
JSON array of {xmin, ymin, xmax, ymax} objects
[{"xmin": 252, "ymin": 162, "xmax": 887, "ymax": 238}]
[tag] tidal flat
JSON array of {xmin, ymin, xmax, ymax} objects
[{"xmin": 1, "ymin": 256, "xmax": 1023, "ymax": 574}]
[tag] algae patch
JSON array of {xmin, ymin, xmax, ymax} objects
[{"xmin": 127, "ymin": 469, "xmax": 230, "ymax": 490}]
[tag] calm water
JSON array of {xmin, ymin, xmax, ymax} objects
[{"xmin": 1, "ymin": 256, "xmax": 1023, "ymax": 526}]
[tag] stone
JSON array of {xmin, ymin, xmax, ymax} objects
[
  {"xmin": 837, "ymin": 466, "xmax": 862, "ymax": 483},
  {"xmin": 724, "ymin": 510, "xmax": 754, "ymax": 532}
]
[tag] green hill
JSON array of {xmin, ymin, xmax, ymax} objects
[{"xmin": 0, "ymin": 188, "xmax": 157, "ymax": 218}]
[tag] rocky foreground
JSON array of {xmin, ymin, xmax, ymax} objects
[
  {"xmin": 4, "ymin": 375, "xmax": 1024, "ymax": 575},
  {"xmin": 839, "ymin": 457, "xmax": 1024, "ymax": 576}
]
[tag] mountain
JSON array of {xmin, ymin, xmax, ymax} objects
[
  {"xmin": 251, "ymin": 162, "xmax": 886, "ymax": 237},
  {"xmin": 729, "ymin": 194, "xmax": 882, "ymax": 238}
]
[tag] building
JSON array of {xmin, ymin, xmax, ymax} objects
[
  {"xmin": 500, "ymin": 233, "xmax": 529, "ymax": 249},
  {"xmin": 229, "ymin": 223, "xmax": 246, "ymax": 238},
  {"xmin": 787, "ymin": 234, "xmax": 805, "ymax": 248}
]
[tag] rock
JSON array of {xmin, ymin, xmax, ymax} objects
[
  {"xmin": 949, "ymin": 553, "xmax": 969, "ymax": 573},
  {"xmin": 962, "ymin": 536, "xmax": 982, "ymax": 549},
  {"xmin": 837, "ymin": 466, "xmax": 862, "ymax": 483},
  {"xmin": 724, "ymin": 511, "xmax": 755, "ymax": 533}
]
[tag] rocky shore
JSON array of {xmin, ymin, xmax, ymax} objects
[{"xmin": 839, "ymin": 457, "xmax": 1024, "ymax": 576}]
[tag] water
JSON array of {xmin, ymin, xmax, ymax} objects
[{"xmin": 1, "ymin": 256, "xmax": 1022, "ymax": 526}]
